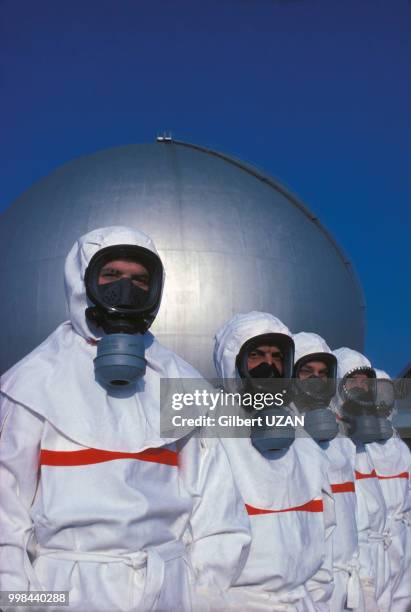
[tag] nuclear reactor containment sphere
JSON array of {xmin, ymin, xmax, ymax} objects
[{"xmin": 0, "ymin": 140, "xmax": 365, "ymax": 377}]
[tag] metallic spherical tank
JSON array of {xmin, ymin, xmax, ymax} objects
[
  {"xmin": 0, "ymin": 139, "xmax": 365, "ymax": 378},
  {"xmin": 394, "ymin": 362, "xmax": 411, "ymax": 445}
]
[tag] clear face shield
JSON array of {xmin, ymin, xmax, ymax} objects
[
  {"xmin": 340, "ymin": 368, "xmax": 377, "ymax": 412},
  {"xmin": 374, "ymin": 378, "xmax": 396, "ymax": 440},
  {"xmin": 375, "ymin": 379, "xmax": 396, "ymax": 417},
  {"xmin": 339, "ymin": 367, "xmax": 384, "ymax": 443}
]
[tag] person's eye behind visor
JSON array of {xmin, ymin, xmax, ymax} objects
[
  {"xmin": 235, "ymin": 333, "xmax": 294, "ymax": 399},
  {"xmin": 85, "ymin": 244, "xmax": 163, "ymax": 317}
]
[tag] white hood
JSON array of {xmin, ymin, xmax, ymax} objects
[
  {"xmin": 332, "ymin": 347, "xmax": 373, "ymax": 416},
  {"xmin": 333, "ymin": 347, "xmax": 372, "ymax": 379},
  {"xmin": 1, "ymin": 226, "xmax": 203, "ymax": 452},
  {"xmin": 293, "ymin": 331, "xmax": 332, "ymax": 363},
  {"xmin": 64, "ymin": 225, "xmax": 163, "ymax": 340},
  {"xmin": 375, "ymin": 368, "xmax": 398, "ymax": 422},
  {"xmin": 213, "ymin": 311, "xmax": 292, "ymax": 389},
  {"xmin": 375, "ymin": 368, "xmax": 390, "ymax": 381}
]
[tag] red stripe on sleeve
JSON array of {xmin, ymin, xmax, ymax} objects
[
  {"xmin": 377, "ymin": 471, "xmax": 409, "ymax": 480},
  {"xmin": 245, "ymin": 498, "xmax": 323, "ymax": 515},
  {"xmin": 40, "ymin": 447, "xmax": 178, "ymax": 467},
  {"xmin": 355, "ymin": 470, "xmax": 377, "ymax": 480},
  {"xmin": 331, "ymin": 481, "xmax": 355, "ymax": 493}
]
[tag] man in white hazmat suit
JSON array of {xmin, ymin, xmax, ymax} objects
[
  {"xmin": 333, "ymin": 348, "xmax": 392, "ymax": 612},
  {"xmin": 0, "ymin": 226, "xmax": 251, "ymax": 612},
  {"xmin": 213, "ymin": 311, "xmax": 335, "ymax": 611},
  {"xmin": 363, "ymin": 370, "xmax": 411, "ymax": 611},
  {"xmin": 292, "ymin": 332, "xmax": 365, "ymax": 611}
]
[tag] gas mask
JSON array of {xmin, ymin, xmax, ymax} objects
[
  {"xmin": 293, "ymin": 353, "xmax": 338, "ymax": 442},
  {"xmin": 248, "ymin": 361, "xmax": 282, "ymax": 380},
  {"xmin": 375, "ymin": 379, "xmax": 395, "ymax": 441},
  {"xmin": 98, "ymin": 278, "xmax": 149, "ymax": 313},
  {"xmin": 339, "ymin": 367, "xmax": 380, "ymax": 443},
  {"xmin": 84, "ymin": 244, "xmax": 163, "ymax": 388},
  {"xmin": 236, "ymin": 333, "xmax": 295, "ymax": 455}
]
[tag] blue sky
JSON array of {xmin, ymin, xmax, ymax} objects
[{"xmin": 1, "ymin": 0, "xmax": 410, "ymax": 375}]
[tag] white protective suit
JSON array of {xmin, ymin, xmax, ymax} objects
[
  {"xmin": 293, "ymin": 332, "xmax": 364, "ymax": 612},
  {"xmin": 213, "ymin": 312, "xmax": 336, "ymax": 611},
  {"xmin": 364, "ymin": 370, "xmax": 411, "ymax": 612},
  {"xmin": 0, "ymin": 226, "xmax": 251, "ymax": 612},
  {"xmin": 333, "ymin": 348, "xmax": 391, "ymax": 612}
]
